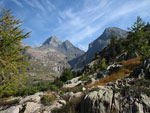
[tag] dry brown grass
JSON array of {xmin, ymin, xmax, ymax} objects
[
  {"xmin": 121, "ymin": 56, "xmax": 141, "ymax": 68},
  {"xmin": 86, "ymin": 68, "xmax": 130, "ymax": 88},
  {"xmin": 86, "ymin": 57, "xmax": 141, "ymax": 88}
]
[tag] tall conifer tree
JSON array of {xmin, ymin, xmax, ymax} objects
[{"xmin": 0, "ymin": 9, "xmax": 30, "ymax": 92}]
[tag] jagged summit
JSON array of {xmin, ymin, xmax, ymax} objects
[
  {"xmin": 39, "ymin": 36, "xmax": 84, "ymax": 57},
  {"xmin": 63, "ymin": 40, "xmax": 74, "ymax": 49},
  {"xmin": 98, "ymin": 27, "xmax": 128, "ymax": 41},
  {"xmin": 42, "ymin": 36, "xmax": 62, "ymax": 47}
]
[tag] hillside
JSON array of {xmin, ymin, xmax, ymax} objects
[{"xmin": 69, "ymin": 27, "xmax": 127, "ymax": 69}]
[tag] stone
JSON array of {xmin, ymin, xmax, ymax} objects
[
  {"xmin": 58, "ymin": 100, "xmax": 66, "ymax": 105},
  {"xmin": 20, "ymin": 92, "xmax": 44, "ymax": 104},
  {"xmin": 63, "ymin": 76, "xmax": 82, "ymax": 88},
  {"xmin": 107, "ymin": 63, "xmax": 122, "ymax": 71},
  {"xmin": 43, "ymin": 101, "xmax": 62, "ymax": 113},
  {"xmin": 24, "ymin": 102, "xmax": 42, "ymax": 113},
  {"xmin": 80, "ymin": 79, "xmax": 150, "ymax": 113},
  {"xmin": 80, "ymin": 86, "xmax": 114, "ymax": 113},
  {"xmin": 0, "ymin": 105, "xmax": 22, "ymax": 113},
  {"xmin": 82, "ymin": 87, "xmax": 86, "ymax": 91}
]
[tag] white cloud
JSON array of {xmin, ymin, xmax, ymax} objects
[
  {"xmin": 52, "ymin": 0, "xmax": 150, "ymax": 51},
  {"xmin": 43, "ymin": 0, "xmax": 56, "ymax": 12},
  {"xmin": 24, "ymin": 0, "xmax": 56, "ymax": 13},
  {"xmin": 53, "ymin": 0, "xmax": 111, "ymax": 44},
  {"xmin": 7, "ymin": 0, "xmax": 150, "ymax": 51},
  {"xmin": 12, "ymin": 0, "xmax": 24, "ymax": 7},
  {"xmin": 24, "ymin": 0, "xmax": 35, "ymax": 7}
]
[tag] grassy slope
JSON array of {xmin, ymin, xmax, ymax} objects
[{"xmin": 87, "ymin": 57, "xmax": 141, "ymax": 88}]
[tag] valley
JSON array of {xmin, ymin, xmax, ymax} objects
[{"xmin": 0, "ymin": 5, "xmax": 150, "ymax": 113}]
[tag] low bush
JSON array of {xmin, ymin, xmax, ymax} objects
[
  {"xmin": 0, "ymin": 81, "xmax": 58, "ymax": 98},
  {"xmin": 0, "ymin": 98, "xmax": 20, "ymax": 106},
  {"xmin": 79, "ymin": 75, "xmax": 89, "ymax": 81},
  {"xmin": 52, "ymin": 96, "xmax": 83, "ymax": 113},
  {"xmin": 41, "ymin": 94, "xmax": 56, "ymax": 105},
  {"xmin": 49, "ymin": 85, "xmax": 59, "ymax": 92}
]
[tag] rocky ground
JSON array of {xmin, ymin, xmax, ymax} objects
[{"xmin": 1, "ymin": 59, "xmax": 150, "ymax": 113}]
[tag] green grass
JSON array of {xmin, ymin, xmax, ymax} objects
[
  {"xmin": 0, "ymin": 98, "xmax": 20, "ymax": 106},
  {"xmin": 41, "ymin": 94, "xmax": 56, "ymax": 105},
  {"xmin": 0, "ymin": 81, "xmax": 59, "ymax": 98},
  {"xmin": 79, "ymin": 75, "xmax": 89, "ymax": 81}
]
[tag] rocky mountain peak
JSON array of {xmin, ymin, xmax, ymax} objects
[
  {"xmin": 100, "ymin": 27, "xmax": 128, "ymax": 40},
  {"xmin": 42, "ymin": 36, "xmax": 62, "ymax": 47},
  {"xmin": 69, "ymin": 27, "xmax": 128, "ymax": 69},
  {"xmin": 63, "ymin": 40, "xmax": 74, "ymax": 48}
]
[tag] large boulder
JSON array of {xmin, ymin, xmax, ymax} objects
[
  {"xmin": 24, "ymin": 102, "xmax": 42, "ymax": 113},
  {"xmin": 0, "ymin": 105, "xmax": 22, "ymax": 113},
  {"xmin": 80, "ymin": 86, "xmax": 114, "ymax": 113},
  {"xmin": 20, "ymin": 92, "xmax": 44, "ymax": 104}
]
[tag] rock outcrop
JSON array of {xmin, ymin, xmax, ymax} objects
[
  {"xmin": 130, "ymin": 59, "xmax": 150, "ymax": 79},
  {"xmin": 80, "ymin": 59, "xmax": 150, "ymax": 113},
  {"xmin": 80, "ymin": 79, "xmax": 150, "ymax": 113},
  {"xmin": 0, "ymin": 92, "xmax": 66, "ymax": 113}
]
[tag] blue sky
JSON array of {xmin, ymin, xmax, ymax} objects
[{"xmin": 0, "ymin": 0, "xmax": 150, "ymax": 51}]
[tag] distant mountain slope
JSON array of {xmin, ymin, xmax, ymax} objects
[
  {"xmin": 24, "ymin": 36, "xmax": 84, "ymax": 79},
  {"xmin": 69, "ymin": 27, "xmax": 128, "ymax": 69},
  {"xmin": 40, "ymin": 36, "xmax": 84, "ymax": 57}
]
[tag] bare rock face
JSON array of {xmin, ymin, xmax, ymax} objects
[
  {"xmin": 80, "ymin": 86, "xmax": 114, "ymax": 113},
  {"xmin": 80, "ymin": 59, "xmax": 150, "ymax": 113},
  {"xmin": 20, "ymin": 92, "xmax": 44, "ymax": 104},
  {"xmin": 80, "ymin": 84, "xmax": 150, "ymax": 113}
]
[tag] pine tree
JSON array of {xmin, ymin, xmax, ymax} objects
[
  {"xmin": 128, "ymin": 16, "xmax": 145, "ymax": 32},
  {"xmin": 60, "ymin": 69, "xmax": 73, "ymax": 82},
  {"xmin": 127, "ymin": 16, "xmax": 145, "ymax": 54},
  {"xmin": 100, "ymin": 58, "xmax": 107, "ymax": 71},
  {"xmin": 0, "ymin": 9, "xmax": 30, "ymax": 94},
  {"xmin": 110, "ymin": 35, "xmax": 117, "ymax": 45},
  {"xmin": 127, "ymin": 16, "xmax": 150, "ymax": 60}
]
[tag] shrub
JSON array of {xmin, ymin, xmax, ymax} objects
[
  {"xmin": 52, "ymin": 96, "xmax": 83, "ymax": 113},
  {"xmin": 49, "ymin": 85, "xmax": 59, "ymax": 92},
  {"xmin": 41, "ymin": 94, "xmax": 56, "ymax": 105},
  {"xmin": 0, "ymin": 99, "xmax": 20, "ymax": 106},
  {"xmin": 79, "ymin": 75, "xmax": 89, "ymax": 81},
  {"xmin": 55, "ymin": 80, "xmax": 64, "ymax": 88},
  {"xmin": 100, "ymin": 58, "xmax": 107, "ymax": 71},
  {"xmin": 60, "ymin": 69, "xmax": 73, "ymax": 82}
]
